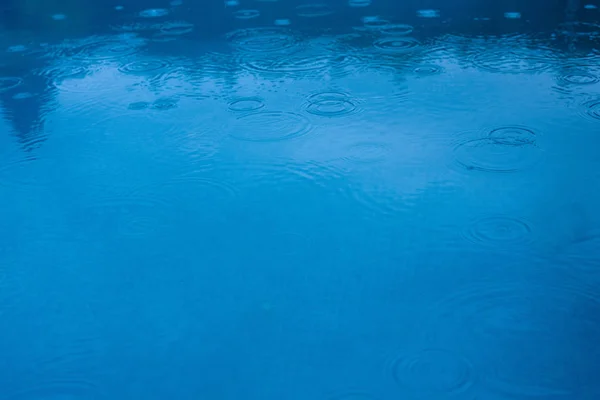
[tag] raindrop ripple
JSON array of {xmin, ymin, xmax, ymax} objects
[{"xmin": 226, "ymin": 111, "xmax": 313, "ymax": 142}]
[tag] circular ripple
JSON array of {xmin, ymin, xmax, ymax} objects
[
  {"xmin": 295, "ymin": 3, "xmax": 334, "ymax": 17},
  {"xmin": 228, "ymin": 97, "xmax": 265, "ymax": 112},
  {"xmin": 391, "ymin": 349, "xmax": 474, "ymax": 395},
  {"xmin": 431, "ymin": 282, "xmax": 600, "ymax": 398},
  {"xmin": 226, "ymin": 28, "xmax": 300, "ymax": 53},
  {"xmin": 462, "ymin": 215, "xmax": 532, "ymax": 247},
  {"xmin": 139, "ymin": 8, "xmax": 169, "ymax": 18},
  {"xmin": 558, "ymin": 70, "xmax": 599, "ymax": 85},
  {"xmin": 472, "ymin": 50, "xmax": 557, "ymax": 74},
  {"xmin": 379, "ymin": 23, "xmax": 414, "ymax": 35},
  {"xmin": 348, "ymin": 0, "xmax": 372, "ymax": 7},
  {"xmin": 488, "ymin": 125, "xmax": 537, "ymax": 146},
  {"xmin": 241, "ymin": 52, "xmax": 361, "ymax": 78},
  {"xmin": 71, "ymin": 39, "xmax": 142, "ymax": 61},
  {"xmin": 226, "ymin": 111, "xmax": 312, "ymax": 142},
  {"xmin": 305, "ymin": 91, "xmax": 359, "ymax": 117},
  {"xmin": 159, "ymin": 21, "xmax": 194, "ymax": 36},
  {"xmin": 233, "ymin": 9, "xmax": 260, "ymax": 19},
  {"xmin": 118, "ymin": 59, "xmax": 171, "ymax": 75},
  {"xmin": 0, "ymin": 77, "xmax": 23, "ymax": 92},
  {"xmin": 342, "ymin": 142, "xmax": 390, "ymax": 164},
  {"xmin": 412, "ymin": 64, "xmax": 444, "ymax": 76},
  {"xmin": 373, "ymin": 37, "xmax": 420, "ymax": 53},
  {"xmin": 452, "ymin": 137, "xmax": 541, "ymax": 173},
  {"xmin": 579, "ymin": 99, "xmax": 600, "ymax": 121},
  {"xmin": 361, "ymin": 16, "xmax": 391, "ymax": 30}
]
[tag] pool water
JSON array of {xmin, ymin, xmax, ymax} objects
[{"xmin": 1, "ymin": 0, "xmax": 599, "ymax": 399}]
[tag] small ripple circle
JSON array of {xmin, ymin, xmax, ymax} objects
[
  {"xmin": 305, "ymin": 91, "xmax": 359, "ymax": 117},
  {"xmin": 118, "ymin": 59, "xmax": 171, "ymax": 74},
  {"xmin": 558, "ymin": 70, "xmax": 599, "ymax": 85},
  {"xmin": 228, "ymin": 97, "xmax": 265, "ymax": 112},
  {"xmin": 463, "ymin": 215, "xmax": 532, "ymax": 247},
  {"xmin": 0, "ymin": 77, "xmax": 23, "ymax": 92},
  {"xmin": 72, "ymin": 39, "xmax": 142, "ymax": 61},
  {"xmin": 226, "ymin": 28, "xmax": 300, "ymax": 53},
  {"xmin": 233, "ymin": 9, "xmax": 260, "ymax": 19},
  {"xmin": 139, "ymin": 8, "xmax": 169, "ymax": 18},
  {"xmin": 452, "ymin": 137, "xmax": 541, "ymax": 173},
  {"xmin": 488, "ymin": 125, "xmax": 537, "ymax": 146},
  {"xmin": 295, "ymin": 3, "xmax": 334, "ymax": 17},
  {"xmin": 579, "ymin": 99, "xmax": 600, "ymax": 121},
  {"xmin": 373, "ymin": 37, "xmax": 420, "ymax": 52},
  {"xmin": 226, "ymin": 111, "xmax": 313, "ymax": 142},
  {"xmin": 379, "ymin": 23, "xmax": 414, "ymax": 35},
  {"xmin": 391, "ymin": 349, "xmax": 474, "ymax": 395}
]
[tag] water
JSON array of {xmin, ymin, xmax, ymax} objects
[{"xmin": 1, "ymin": 0, "xmax": 599, "ymax": 399}]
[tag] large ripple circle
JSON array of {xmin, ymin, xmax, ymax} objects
[
  {"xmin": 226, "ymin": 111, "xmax": 313, "ymax": 142},
  {"xmin": 453, "ymin": 137, "xmax": 541, "ymax": 173},
  {"xmin": 391, "ymin": 349, "xmax": 474, "ymax": 395}
]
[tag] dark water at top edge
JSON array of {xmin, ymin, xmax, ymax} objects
[{"xmin": 1, "ymin": 1, "xmax": 600, "ymax": 400}]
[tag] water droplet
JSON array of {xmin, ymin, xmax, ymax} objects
[
  {"xmin": 225, "ymin": 0, "xmax": 239, "ymax": 6},
  {"xmin": 139, "ymin": 8, "xmax": 169, "ymax": 18},
  {"xmin": 390, "ymin": 349, "xmax": 474, "ymax": 395},
  {"xmin": 584, "ymin": 4, "xmax": 598, "ymax": 9},
  {"xmin": 233, "ymin": 9, "xmax": 260, "ymax": 19},
  {"xmin": 579, "ymin": 99, "xmax": 600, "ymax": 121},
  {"xmin": 452, "ymin": 137, "xmax": 542, "ymax": 173},
  {"xmin": 295, "ymin": 3, "xmax": 334, "ymax": 17},
  {"xmin": 225, "ymin": 111, "xmax": 313, "ymax": 142},
  {"xmin": 305, "ymin": 91, "xmax": 360, "ymax": 117},
  {"xmin": 373, "ymin": 37, "xmax": 420, "ymax": 53},
  {"xmin": 228, "ymin": 97, "xmax": 265, "ymax": 112},
  {"xmin": 0, "ymin": 77, "xmax": 23, "ymax": 92},
  {"xmin": 52, "ymin": 13, "xmax": 67, "ymax": 20},
  {"xmin": 115, "ymin": 5, "xmax": 124, "ymax": 11}
]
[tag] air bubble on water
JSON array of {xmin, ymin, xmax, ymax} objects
[{"xmin": 52, "ymin": 13, "xmax": 67, "ymax": 20}]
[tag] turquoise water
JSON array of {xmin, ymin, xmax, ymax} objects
[{"xmin": 1, "ymin": 1, "xmax": 600, "ymax": 399}]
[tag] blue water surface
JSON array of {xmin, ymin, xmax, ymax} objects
[{"xmin": 1, "ymin": 0, "xmax": 600, "ymax": 399}]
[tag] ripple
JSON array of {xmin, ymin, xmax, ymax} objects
[
  {"xmin": 488, "ymin": 125, "xmax": 538, "ymax": 146},
  {"xmin": 390, "ymin": 349, "xmax": 474, "ymax": 395},
  {"xmin": 412, "ymin": 64, "xmax": 444, "ymax": 76},
  {"xmin": 305, "ymin": 91, "xmax": 360, "ymax": 117},
  {"xmin": 240, "ymin": 52, "xmax": 362, "ymax": 78},
  {"xmin": 373, "ymin": 37, "xmax": 421, "ymax": 53},
  {"xmin": 225, "ymin": 111, "xmax": 313, "ymax": 142},
  {"xmin": 139, "ymin": 8, "xmax": 169, "ymax": 18},
  {"xmin": 0, "ymin": 77, "xmax": 23, "ymax": 92},
  {"xmin": 70, "ymin": 37, "xmax": 143, "ymax": 61},
  {"xmin": 4, "ymin": 379, "xmax": 101, "ymax": 400},
  {"xmin": 82, "ymin": 192, "xmax": 174, "ymax": 238},
  {"xmin": 452, "ymin": 137, "xmax": 541, "ymax": 173},
  {"xmin": 295, "ymin": 3, "xmax": 334, "ymax": 17},
  {"xmin": 118, "ymin": 59, "xmax": 171, "ymax": 75},
  {"xmin": 471, "ymin": 49, "xmax": 557, "ymax": 74},
  {"xmin": 557, "ymin": 68, "xmax": 599, "ymax": 86},
  {"xmin": 379, "ymin": 23, "xmax": 414, "ymax": 35},
  {"xmin": 341, "ymin": 142, "xmax": 390, "ymax": 164},
  {"xmin": 462, "ymin": 215, "xmax": 533, "ymax": 248},
  {"xmin": 158, "ymin": 21, "xmax": 194, "ymax": 36},
  {"xmin": 226, "ymin": 28, "xmax": 300, "ymax": 53},
  {"xmin": 431, "ymin": 281, "xmax": 600, "ymax": 398},
  {"xmin": 578, "ymin": 99, "xmax": 600, "ymax": 121},
  {"xmin": 361, "ymin": 16, "xmax": 391, "ymax": 30},
  {"xmin": 348, "ymin": 0, "xmax": 371, "ymax": 7},
  {"xmin": 233, "ymin": 9, "xmax": 260, "ymax": 19},
  {"xmin": 228, "ymin": 97, "xmax": 265, "ymax": 112}
]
